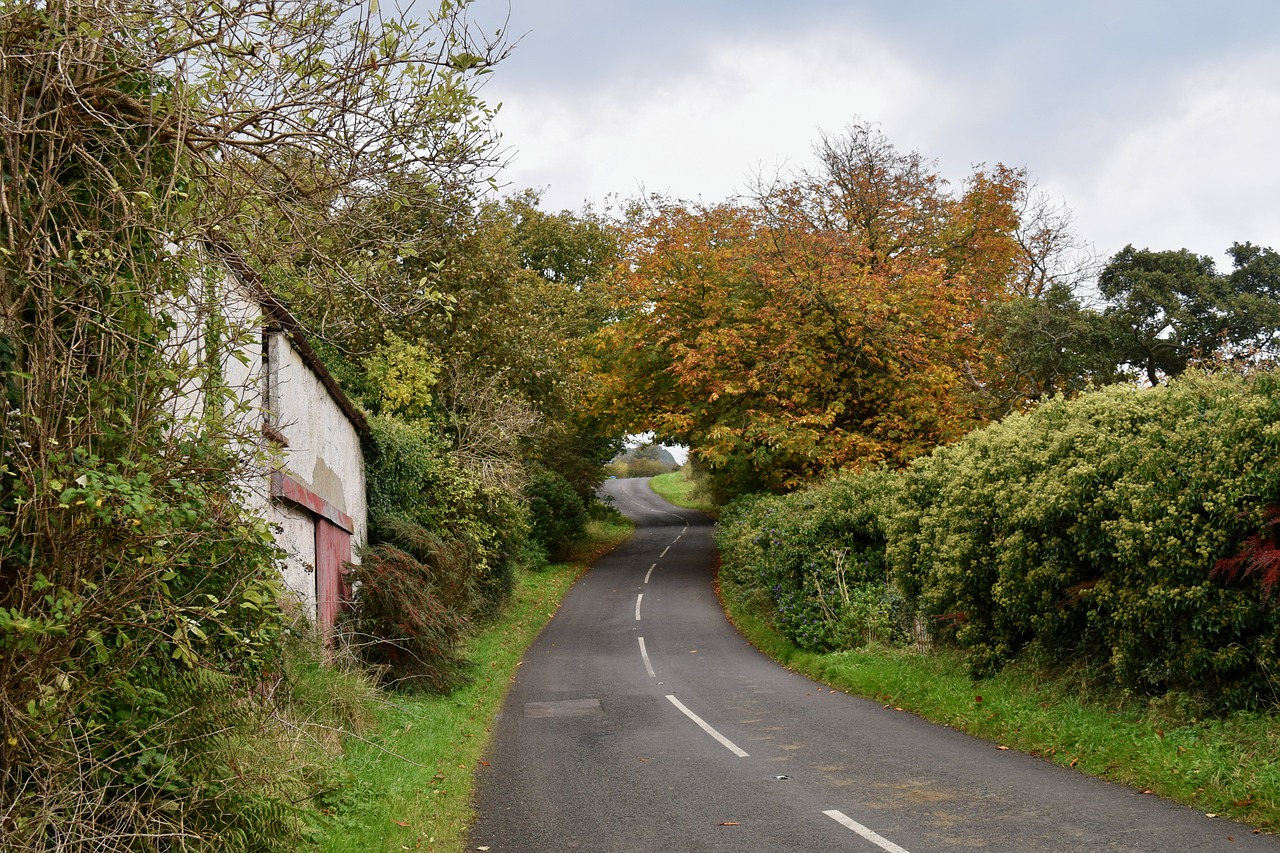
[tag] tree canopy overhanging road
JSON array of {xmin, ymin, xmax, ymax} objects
[{"xmin": 471, "ymin": 478, "xmax": 1277, "ymax": 852}]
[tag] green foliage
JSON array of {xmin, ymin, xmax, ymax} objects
[
  {"xmin": 979, "ymin": 282, "xmax": 1121, "ymax": 411},
  {"xmin": 0, "ymin": 0, "xmax": 516, "ymax": 846},
  {"xmin": 895, "ymin": 371, "xmax": 1280, "ymax": 708},
  {"xmin": 0, "ymin": 10, "xmax": 307, "ymax": 841},
  {"xmin": 1100, "ymin": 243, "xmax": 1280, "ymax": 385},
  {"xmin": 294, "ymin": 188, "xmax": 622, "ymax": 508},
  {"xmin": 346, "ymin": 416, "xmax": 523, "ymax": 689},
  {"xmin": 720, "ymin": 370, "xmax": 1280, "ymax": 712},
  {"xmin": 526, "ymin": 467, "xmax": 588, "ymax": 561},
  {"xmin": 648, "ymin": 466, "xmax": 718, "ymax": 513},
  {"xmin": 358, "ymin": 417, "xmax": 517, "ymax": 622},
  {"xmin": 717, "ymin": 469, "xmax": 907, "ymax": 650},
  {"xmin": 896, "ymin": 371, "xmax": 1280, "ymax": 701},
  {"xmin": 364, "ymin": 332, "xmax": 441, "ymax": 420},
  {"xmin": 2, "ymin": 440, "xmax": 302, "ymax": 849}
]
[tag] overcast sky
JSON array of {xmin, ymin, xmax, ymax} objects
[{"xmin": 465, "ymin": 1, "xmax": 1280, "ymax": 268}]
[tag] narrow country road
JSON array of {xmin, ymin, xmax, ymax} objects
[{"xmin": 470, "ymin": 478, "xmax": 1276, "ymax": 852}]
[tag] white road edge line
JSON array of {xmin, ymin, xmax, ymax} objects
[
  {"xmin": 665, "ymin": 695, "xmax": 749, "ymax": 757},
  {"xmin": 659, "ymin": 545, "xmax": 670, "ymax": 558},
  {"xmin": 638, "ymin": 637, "xmax": 656, "ymax": 678},
  {"xmin": 823, "ymin": 810, "xmax": 912, "ymax": 853},
  {"xmin": 635, "ymin": 593, "xmax": 643, "ymax": 621},
  {"xmin": 644, "ymin": 563, "xmax": 656, "ymax": 584},
  {"xmin": 673, "ymin": 534, "xmax": 682, "ymax": 543}
]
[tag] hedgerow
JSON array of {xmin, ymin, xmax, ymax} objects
[
  {"xmin": 717, "ymin": 469, "xmax": 909, "ymax": 650},
  {"xmin": 719, "ymin": 370, "xmax": 1280, "ymax": 711},
  {"xmin": 343, "ymin": 416, "xmax": 529, "ymax": 690}
]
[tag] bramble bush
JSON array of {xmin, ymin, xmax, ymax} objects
[
  {"xmin": 526, "ymin": 466, "xmax": 588, "ymax": 561},
  {"xmin": 0, "ymin": 12, "xmax": 315, "ymax": 842}
]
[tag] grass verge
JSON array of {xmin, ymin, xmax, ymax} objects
[
  {"xmin": 316, "ymin": 519, "xmax": 633, "ymax": 853},
  {"xmin": 720, "ymin": 596, "xmax": 1280, "ymax": 834},
  {"xmin": 648, "ymin": 467, "xmax": 717, "ymax": 513}
]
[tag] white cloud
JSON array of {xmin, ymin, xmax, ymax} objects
[
  {"xmin": 490, "ymin": 28, "xmax": 957, "ymax": 210},
  {"xmin": 486, "ymin": 11, "xmax": 1280, "ymax": 270},
  {"xmin": 1064, "ymin": 51, "xmax": 1280, "ymax": 263}
]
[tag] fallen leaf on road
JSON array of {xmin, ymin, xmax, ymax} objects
[
  {"xmin": 718, "ymin": 821, "xmax": 740, "ymax": 826},
  {"xmin": 639, "ymin": 757, "xmax": 648, "ymax": 762},
  {"xmin": 996, "ymin": 746, "xmax": 1010, "ymax": 751},
  {"xmin": 479, "ymin": 761, "xmax": 490, "ymax": 766},
  {"xmin": 1140, "ymin": 789, "xmax": 1154, "ymax": 795},
  {"xmin": 1206, "ymin": 813, "xmax": 1219, "ymax": 818},
  {"xmin": 1233, "ymin": 799, "xmax": 1254, "ymax": 807}
]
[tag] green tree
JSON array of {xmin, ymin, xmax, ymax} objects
[
  {"xmin": 1100, "ymin": 243, "xmax": 1280, "ymax": 385},
  {"xmin": 980, "ymin": 283, "xmax": 1120, "ymax": 408},
  {"xmin": 0, "ymin": 0, "xmax": 509, "ymax": 847},
  {"xmin": 308, "ymin": 189, "xmax": 622, "ymax": 503}
]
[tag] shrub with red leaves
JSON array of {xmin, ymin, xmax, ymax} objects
[{"xmin": 1213, "ymin": 506, "xmax": 1280, "ymax": 600}]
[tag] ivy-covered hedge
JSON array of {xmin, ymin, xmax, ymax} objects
[{"xmin": 718, "ymin": 371, "xmax": 1280, "ymax": 711}]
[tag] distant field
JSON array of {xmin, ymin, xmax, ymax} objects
[{"xmin": 648, "ymin": 467, "xmax": 717, "ymax": 513}]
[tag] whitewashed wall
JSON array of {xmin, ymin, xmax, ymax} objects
[
  {"xmin": 160, "ymin": 253, "xmax": 367, "ymax": 627},
  {"xmin": 265, "ymin": 329, "xmax": 368, "ymax": 608},
  {"xmin": 273, "ymin": 500, "xmax": 320, "ymax": 618}
]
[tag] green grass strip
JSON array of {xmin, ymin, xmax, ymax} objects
[
  {"xmin": 648, "ymin": 468, "xmax": 717, "ymax": 513},
  {"xmin": 317, "ymin": 519, "xmax": 632, "ymax": 853},
  {"xmin": 723, "ymin": 601, "xmax": 1280, "ymax": 835}
]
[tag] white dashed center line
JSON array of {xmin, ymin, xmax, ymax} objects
[
  {"xmin": 638, "ymin": 637, "xmax": 655, "ymax": 678},
  {"xmin": 665, "ymin": 695, "xmax": 749, "ymax": 757},
  {"xmin": 823, "ymin": 810, "xmax": 912, "ymax": 853}
]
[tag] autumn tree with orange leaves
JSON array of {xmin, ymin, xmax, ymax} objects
[{"xmin": 590, "ymin": 123, "xmax": 1033, "ymax": 497}]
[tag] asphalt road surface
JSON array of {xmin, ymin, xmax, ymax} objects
[{"xmin": 471, "ymin": 477, "xmax": 1277, "ymax": 852}]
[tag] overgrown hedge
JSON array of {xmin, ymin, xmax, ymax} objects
[
  {"xmin": 718, "ymin": 371, "xmax": 1280, "ymax": 711},
  {"xmin": 344, "ymin": 416, "xmax": 528, "ymax": 690},
  {"xmin": 718, "ymin": 469, "xmax": 907, "ymax": 650}
]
